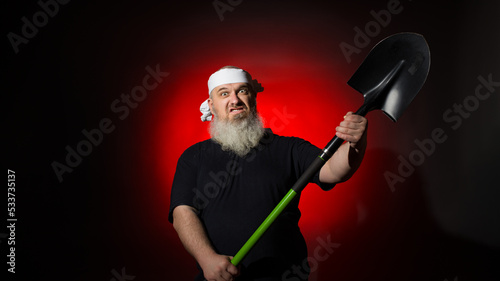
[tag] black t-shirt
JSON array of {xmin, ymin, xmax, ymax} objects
[{"xmin": 169, "ymin": 129, "xmax": 334, "ymax": 280}]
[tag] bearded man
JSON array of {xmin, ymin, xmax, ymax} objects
[{"xmin": 169, "ymin": 66, "xmax": 368, "ymax": 281}]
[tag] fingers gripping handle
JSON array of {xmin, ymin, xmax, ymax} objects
[{"xmin": 316, "ymin": 104, "xmax": 368, "ymax": 168}]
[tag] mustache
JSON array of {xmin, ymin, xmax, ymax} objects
[
  {"xmin": 209, "ymin": 112, "xmax": 264, "ymax": 157},
  {"xmin": 228, "ymin": 104, "xmax": 247, "ymax": 111}
]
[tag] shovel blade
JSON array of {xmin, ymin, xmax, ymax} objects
[{"xmin": 348, "ymin": 32, "xmax": 431, "ymax": 121}]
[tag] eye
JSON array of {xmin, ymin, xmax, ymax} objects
[
  {"xmin": 238, "ymin": 88, "xmax": 248, "ymax": 94},
  {"xmin": 220, "ymin": 92, "xmax": 229, "ymax": 97}
]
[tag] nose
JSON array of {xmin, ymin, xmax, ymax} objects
[{"xmin": 228, "ymin": 91, "xmax": 242, "ymax": 105}]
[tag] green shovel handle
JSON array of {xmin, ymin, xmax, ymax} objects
[
  {"xmin": 231, "ymin": 154, "xmax": 331, "ymax": 266},
  {"xmin": 231, "ymin": 188, "xmax": 298, "ymax": 266},
  {"xmin": 230, "ymin": 106, "xmax": 371, "ymax": 267}
]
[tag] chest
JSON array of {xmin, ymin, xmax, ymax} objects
[{"xmin": 199, "ymin": 145, "xmax": 297, "ymax": 200}]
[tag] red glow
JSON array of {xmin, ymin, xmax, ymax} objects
[{"xmin": 146, "ymin": 18, "xmax": 382, "ymax": 255}]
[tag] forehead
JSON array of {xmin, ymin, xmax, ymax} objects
[{"xmin": 212, "ymin": 82, "xmax": 250, "ymax": 93}]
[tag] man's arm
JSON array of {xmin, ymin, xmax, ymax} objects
[
  {"xmin": 172, "ymin": 205, "xmax": 239, "ymax": 281},
  {"xmin": 319, "ymin": 112, "xmax": 368, "ymax": 184}
]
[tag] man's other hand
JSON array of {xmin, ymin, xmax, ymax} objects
[{"xmin": 200, "ymin": 254, "xmax": 239, "ymax": 281}]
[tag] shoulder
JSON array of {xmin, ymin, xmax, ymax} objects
[
  {"xmin": 259, "ymin": 129, "xmax": 319, "ymax": 158},
  {"xmin": 264, "ymin": 129, "xmax": 312, "ymax": 147},
  {"xmin": 177, "ymin": 139, "xmax": 217, "ymax": 162},
  {"xmin": 182, "ymin": 138, "xmax": 216, "ymax": 153}
]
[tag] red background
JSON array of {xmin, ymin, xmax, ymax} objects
[{"xmin": 4, "ymin": 0, "xmax": 500, "ymax": 280}]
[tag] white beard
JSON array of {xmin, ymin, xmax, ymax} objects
[{"xmin": 210, "ymin": 112, "xmax": 265, "ymax": 157}]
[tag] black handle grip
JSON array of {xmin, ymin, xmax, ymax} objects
[{"xmin": 291, "ymin": 156, "xmax": 326, "ymax": 193}]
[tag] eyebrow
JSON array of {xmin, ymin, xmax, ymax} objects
[
  {"xmin": 216, "ymin": 87, "xmax": 229, "ymax": 93},
  {"xmin": 216, "ymin": 85, "xmax": 249, "ymax": 94}
]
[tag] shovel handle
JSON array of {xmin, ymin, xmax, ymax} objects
[
  {"xmin": 231, "ymin": 188, "xmax": 298, "ymax": 266},
  {"xmin": 231, "ymin": 105, "xmax": 369, "ymax": 266}
]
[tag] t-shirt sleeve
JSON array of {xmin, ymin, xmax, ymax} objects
[
  {"xmin": 168, "ymin": 146, "xmax": 199, "ymax": 223},
  {"xmin": 292, "ymin": 138, "xmax": 336, "ymax": 191}
]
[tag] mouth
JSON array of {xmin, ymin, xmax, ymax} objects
[{"xmin": 229, "ymin": 107, "xmax": 245, "ymax": 114}]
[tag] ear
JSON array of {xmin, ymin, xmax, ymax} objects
[{"xmin": 207, "ymin": 98, "xmax": 213, "ymax": 114}]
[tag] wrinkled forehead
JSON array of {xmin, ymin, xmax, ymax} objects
[
  {"xmin": 212, "ymin": 82, "xmax": 251, "ymax": 93},
  {"xmin": 208, "ymin": 68, "xmax": 252, "ymax": 95}
]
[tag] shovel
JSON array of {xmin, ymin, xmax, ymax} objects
[{"xmin": 231, "ymin": 32, "xmax": 431, "ymax": 266}]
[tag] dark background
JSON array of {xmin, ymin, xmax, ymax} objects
[{"xmin": 3, "ymin": 0, "xmax": 500, "ymax": 280}]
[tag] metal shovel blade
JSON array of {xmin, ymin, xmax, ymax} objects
[{"xmin": 347, "ymin": 32, "xmax": 431, "ymax": 121}]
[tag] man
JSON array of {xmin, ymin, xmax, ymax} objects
[{"xmin": 169, "ymin": 66, "xmax": 367, "ymax": 281}]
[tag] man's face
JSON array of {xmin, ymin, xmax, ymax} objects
[{"xmin": 208, "ymin": 82, "xmax": 255, "ymax": 122}]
